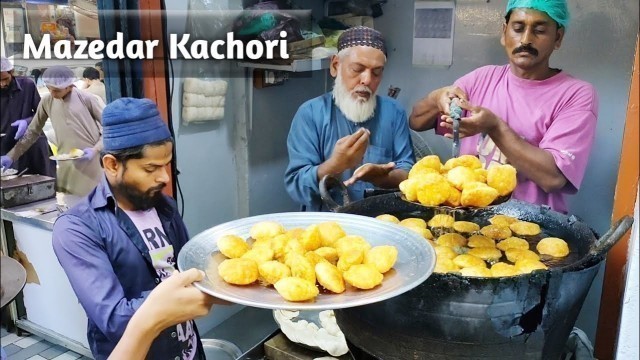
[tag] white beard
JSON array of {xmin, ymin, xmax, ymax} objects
[{"xmin": 332, "ymin": 72, "xmax": 377, "ymax": 123}]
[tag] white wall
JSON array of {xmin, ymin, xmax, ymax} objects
[{"xmin": 616, "ymin": 190, "xmax": 639, "ymax": 358}]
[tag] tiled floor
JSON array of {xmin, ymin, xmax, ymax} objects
[{"xmin": 1, "ymin": 327, "xmax": 91, "ymax": 360}]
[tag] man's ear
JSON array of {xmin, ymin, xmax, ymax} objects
[
  {"xmin": 329, "ymin": 55, "xmax": 339, "ymax": 78},
  {"xmin": 500, "ymin": 23, "xmax": 507, "ymax": 47},
  {"xmin": 102, "ymin": 154, "xmax": 119, "ymax": 177},
  {"xmin": 554, "ymin": 27, "xmax": 565, "ymax": 50}
]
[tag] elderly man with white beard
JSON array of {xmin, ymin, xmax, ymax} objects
[{"xmin": 285, "ymin": 26, "xmax": 415, "ymax": 211}]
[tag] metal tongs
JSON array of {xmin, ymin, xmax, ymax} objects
[{"xmin": 450, "ymin": 98, "xmax": 463, "ymax": 158}]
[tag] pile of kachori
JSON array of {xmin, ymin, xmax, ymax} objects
[
  {"xmin": 216, "ymin": 221, "xmax": 398, "ymax": 302},
  {"xmin": 400, "ymin": 155, "xmax": 517, "ymax": 207},
  {"xmin": 376, "ymin": 212, "xmax": 570, "ymax": 278}
]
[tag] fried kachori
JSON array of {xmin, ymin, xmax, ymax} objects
[
  {"xmin": 536, "ymin": 237, "xmax": 570, "ymax": 257},
  {"xmin": 274, "ymin": 277, "xmax": 319, "ymax": 302},
  {"xmin": 467, "ymin": 247, "xmax": 502, "ymax": 262},
  {"xmin": 428, "ymin": 214, "xmax": 455, "ymax": 228},
  {"xmin": 375, "ymin": 214, "xmax": 400, "ymax": 224},
  {"xmin": 510, "ymin": 221, "xmax": 542, "ymax": 236},
  {"xmin": 496, "ymin": 237, "xmax": 530, "ymax": 251},
  {"xmin": 487, "ymin": 164, "xmax": 517, "ymax": 196},
  {"xmin": 453, "ymin": 254, "xmax": 486, "ymax": 269},
  {"xmin": 489, "ymin": 215, "xmax": 519, "ymax": 227},
  {"xmin": 217, "ymin": 234, "xmax": 250, "ymax": 259},
  {"xmin": 342, "ymin": 264, "xmax": 384, "ymax": 290},
  {"xmin": 480, "ymin": 224, "xmax": 513, "ymax": 240},
  {"xmin": 467, "ymin": 234, "xmax": 496, "ymax": 248},
  {"xmin": 460, "ymin": 266, "xmax": 492, "ymax": 277},
  {"xmin": 218, "ymin": 258, "xmax": 259, "ymax": 285},
  {"xmin": 453, "ymin": 221, "xmax": 481, "ymax": 234}
]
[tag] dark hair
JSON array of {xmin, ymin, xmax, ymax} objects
[
  {"xmin": 95, "ymin": 62, "xmax": 103, "ymax": 69},
  {"xmin": 504, "ymin": 10, "xmax": 561, "ymax": 29},
  {"xmin": 100, "ymin": 138, "xmax": 173, "ymax": 168},
  {"xmin": 31, "ymin": 69, "xmax": 42, "ymax": 82},
  {"xmin": 82, "ymin": 67, "xmax": 101, "ymax": 80}
]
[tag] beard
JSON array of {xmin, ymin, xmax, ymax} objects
[
  {"xmin": 113, "ymin": 179, "xmax": 166, "ymax": 211},
  {"xmin": 332, "ymin": 72, "xmax": 377, "ymax": 123}
]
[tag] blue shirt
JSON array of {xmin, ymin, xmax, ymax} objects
[
  {"xmin": 52, "ymin": 176, "xmax": 203, "ymax": 360},
  {"xmin": 285, "ymin": 93, "xmax": 415, "ymax": 211}
]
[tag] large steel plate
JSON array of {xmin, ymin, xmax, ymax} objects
[{"xmin": 178, "ymin": 212, "xmax": 435, "ymax": 310}]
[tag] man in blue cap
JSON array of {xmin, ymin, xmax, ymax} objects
[
  {"xmin": 52, "ymin": 98, "xmax": 215, "ymax": 360},
  {"xmin": 410, "ymin": 0, "xmax": 598, "ymax": 214}
]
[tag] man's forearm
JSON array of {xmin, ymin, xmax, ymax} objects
[
  {"xmin": 489, "ymin": 121, "xmax": 567, "ymax": 193},
  {"xmin": 317, "ymin": 158, "xmax": 345, "ymax": 182},
  {"xmin": 410, "ymin": 88, "xmax": 446, "ymax": 131}
]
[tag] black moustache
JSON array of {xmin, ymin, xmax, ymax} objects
[{"xmin": 513, "ymin": 45, "xmax": 538, "ymax": 56}]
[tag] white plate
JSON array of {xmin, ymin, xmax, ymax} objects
[
  {"xmin": 1, "ymin": 168, "xmax": 18, "ymax": 177},
  {"xmin": 50, "ymin": 154, "xmax": 81, "ymax": 161},
  {"xmin": 177, "ymin": 212, "xmax": 436, "ymax": 311}
]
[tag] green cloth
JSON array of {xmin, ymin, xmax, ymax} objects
[{"xmin": 506, "ymin": 0, "xmax": 570, "ymax": 28}]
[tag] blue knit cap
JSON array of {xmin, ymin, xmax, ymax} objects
[
  {"xmin": 102, "ymin": 98, "xmax": 171, "ymax": 151},
  {"xmin": 506, "ymin": 0, "xmax": 570, "ymax": 29}
]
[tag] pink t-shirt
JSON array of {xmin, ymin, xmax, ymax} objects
[{"xmin": 454, "ymin": 65, "xmax": 598, "ymax": 213}]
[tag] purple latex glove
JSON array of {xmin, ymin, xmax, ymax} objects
[
  {"xmin": 11, "ymin": 119, "xmax": 28, "ymax": 140},
  {"xmin": 79, "ymin": 147, "xmax": 96, "ymax": 160},
  {"xmin": 1, "ymin": 155, "xmax": 13, "ymax": 169}
]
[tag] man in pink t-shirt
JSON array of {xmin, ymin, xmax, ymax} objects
[{"xmin": 409, "ymin": 0, "xmax": 598, "ymax": 213}]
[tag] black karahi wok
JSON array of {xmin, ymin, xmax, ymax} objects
[{"xmin": 320, "ymin": 176, "xmax": 633, "ymax": 360}]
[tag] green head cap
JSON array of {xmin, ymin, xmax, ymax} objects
[{"xmin": 506, "ymin": 0, "xmax": 570, "ymax": 29}]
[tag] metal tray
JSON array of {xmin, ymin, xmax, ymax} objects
[{"xmin": 177, "ymin": 212, "xmax": 435, "ymax": 311}]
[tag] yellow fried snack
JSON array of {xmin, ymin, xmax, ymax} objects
[
  {"xmin": 408, "ymin": 166, "xmax": 440, "ymax": 179},
  {"xmin": 434, "ymin": 258, "xmax": 460, "ymax": 273},
  {"xmin": 343, "ymin": 264, "xmax": 384, "ymax": 290},
  {"xmin": 505, "ymin": 249, "xmax": 540, "ymax": 263},
  {"xmin": 453, "ymin": 221, "xmax": 481, "ymax": 234},
  {"xmin": 217, "ymin": 234, "xmax": 250, "ymax": 259},
  {"xmin": 305, "ymin": 251, "xmax": 328, "ymax": 268},
  {"xmin": 446, "ymin": 166, "xmax": 479, "ymax": 190},
  {"xmin": 315, "ymin": 262, "xmax": 345, "ymax": 294},
  {"xmin": 436, "ymin": 233, "xmax": 467, "ymax": 248},
  {"xmin": 428, "ymin": 214, "xmax": 455, "ymax": 228},
  {"xmin": 286, "ymin": 253, "xmax": 316, "ymax": 284},
  {"xmin": 416, "ymin": 179, "xmax": 451, "ymax": 206},
  {"xmin": 317, "ymin": 222, "xmax": 346, "ymax": 247},
  {"xmin": 434, "ymin": 246, "xmax": 459, "ymax": 260},
  {"xmin": 364, "ymin": 246, "xmax": 398, "ymax": 273},
  {"xmin": 467, "ymin": 247, "xmax": 503, "ymax": 262},
  {"xmin": 282, "ymin": 239, "xmax": 305, "ymax": 260},
  {"xmin": 515, "ymin": 259, "xmax": 548, "ymax": 274},
  {"xmin": 274, "ymin": 277, "xmax": 319, "ymax": 302},
  {"xmin": 490, "ymin": 262, "xmax": 518, "ymax": 277},
  {"xmin": 258, "ymin": 260, "xmax": 291, "ymax": 285},
  {"xmin": 241, "ymin": 247, "xmax": 274, "ymax": 265},
  {"xmin": 300, "ymin": 224, "xmax": 322, "ymax": 251},
  {"xmin": 509, "ymin": 221, "xmax": 542, "ymax": 236},
  {"xmin": 453, "ymin": 254, "xmax": 486, "ymax": 269},
  {"xmin": 444, "ymin": 186, "xmax": 462, "ymax": 207},
  {"xmin": 480, "ymin": 224, "xmax": 513, "ymax": 240},
  {"xmin": 496, "ymin": 237, "xmax": 530, "ymax": 252},
  {"xmin": 487, "ymin": 164, "xmax": 517, "ymax": 196},
  {"xmin": 286, "ymin": 227, "xmax": 305, "ymax": 240},
  {"xmin": 375, "ymin": 214, "xmax": 400, "ymax": 224},
  {"xmin": 218, "ymin": 258, "xmax": 259, "ymax": 285},
  {"xmin": 399, "ymin": 178, "xmax": 420, "ymax": 202},
  {"xmin": 443, "ymin": 155, "xmax": 483, "ymax": 171},
  {"xmin": 461, "ymin": 183, "xmax": 499, "ymax": 207},
  {"xmin": 336, "ymin": 248, "xmax": 364, "ymax": 272},
  {"xmin": 489, "ymin": 215, "xmax": 519, "ymax": 227},
  {"xmin": 251, "ymin": 238, "xmax": 272, "ymax": 250},
  {"xmin": 536, "ymin": 237, "xmax": 570, "ymax": 257},
  {"xmin": 270, "ymin": 234, "xmax": 289, "ymax": 260},
  {"xmin": 460, "ymin": 266, "xmax": 492, "ymax": 278},
  {"xmin": 414, "ymin": 155, "xmax": 443, "ymax": 173},
  {"xmin": 467, "ymin": 234, "xmax": 496, "ymax": 248},
  {"xmin": 402, "ymin": 225, "xmax": 434, "ymax": 240},
  {"xmin": 399, "ymin": 217, "xmax": 427, "ymax": 229},
  {"xmin": 474, "ymin": 168, "xmax": 488, "ymax": 183},
  {"xmin": 315, "ymin": 247, "xmax": 339, "ymax": 264},
  {"xmin": 334, "ymin": 235, "xmax": 371, "ymax": 257},
  {"xmin": 250, "ymin": 221, "xmax": 285, "ymax": 239}
]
